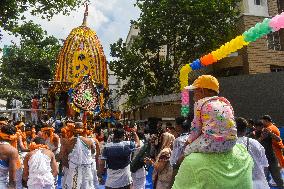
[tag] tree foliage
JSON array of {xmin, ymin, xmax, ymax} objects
[
  {"xmin": 110, "ymin": 0, "xmax": 241, "ymax": 107},
  {"xmin": 0, "ymin": 21, "xmax": 61, "ymax": 107},
  {"xmin": 0, "ymin": 0, "xmax": 88, "ymax": 37}
]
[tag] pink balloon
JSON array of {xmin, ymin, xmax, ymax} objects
[
  {"xmin": 270, "ymin": 13, "xmax": 284, "ymax": 31},
  {"xmin": 278, "ymin": 15, "xmax": 284, "ymax": 28},
  {"xmin": 270, "ymin": 15, "xmax": 281, "ymax": 31}
]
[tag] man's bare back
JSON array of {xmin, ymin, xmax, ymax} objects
[{"xmin": 0, "ymin": 142, "xmax": 18, "ymax": 189}]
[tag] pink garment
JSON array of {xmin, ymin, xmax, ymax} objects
[{"xmin": 188, "ymin": 96, "xmax": 237, "ymax": 144}]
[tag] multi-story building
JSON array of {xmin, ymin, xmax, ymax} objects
[
  {"xmin": 213, "ymin": 0, "xmax": 284, "ymax": 77},
  {"xmin": 116, "ymin": 0, "xmax": 284, "ymax": 124}
]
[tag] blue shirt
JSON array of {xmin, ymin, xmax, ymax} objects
[{"xmin": 103, "ymin": 141, "xmax": 135, "ymax": 170}]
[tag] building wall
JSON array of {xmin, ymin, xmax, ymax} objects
[
  {"xmin": 122, "ymin": 72, "xmax": 284, "ymax": 127},
  {"xmin": 242, "ymin": 0, "xmax": 269, "ymax": 16},
  {"xmin": 241, "ymin": 14, "xmax": 284, "ymax": 74},
  {"xmin": 267, "ymin": 0, "xmax": 280, "ymax": 15},
  {"xmin": 219, "ymin": 71, "xmax": 284, "ymax": 126}
]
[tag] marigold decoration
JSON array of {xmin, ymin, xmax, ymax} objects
[
  {"xmin": 50, "ymin": 4, "xmax": 110, "ymax": 118},
  {"xmin": 0, "ymin": 132, "xmax": 18, "ymax": 148},
  {"xmin": 16, "ymin": 130, "xmax": 27, "ymax": 149},
  {"xmin": 61, "ymin": 125, "xmax": 75, "ymax": 139},
  {"xmin": 41, "ymin": 127, "xmax": 55, "ymax": 145},
  {"xmin": 70, "ymin": 75, "xmax": 102, "ymax": 114},
  {"xmin": 179, "ymin": 12, "xmax": 284, "ymax": 117},
  {"xmin": 0, "ymin": 132, "xmax": 21, "ymax": 168},
  {"xmin": 54, "ymin": 21, "xmax": 108, "ymax": 88},
  {"xmin": 29, "ymin": 142, "xmax": 49, "ymax": 151}
]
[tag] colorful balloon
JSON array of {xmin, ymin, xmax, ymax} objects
[{"xmin": 190, "ymin": 59, "xmax": 203, "ymax": 70}]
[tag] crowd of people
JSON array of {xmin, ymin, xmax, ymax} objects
[{"xmin": 0, "ymin": 75, "xmax": 283, "ymax": 189}]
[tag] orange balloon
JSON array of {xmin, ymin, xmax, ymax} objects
[{"xmin": 200, "ymin": 53, "xmax": 217, "ymax": 66}]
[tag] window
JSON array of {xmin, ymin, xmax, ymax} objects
[
  {"xmin": 270, "ymin": 65, "xmax": 284, "ymax": 72},
  {"xmin": 278, "ymin": 0, "xmax": 284, "ymax": 13},
  {"xmin": 255, "ymin": 0, "xmax": 261, "ymax": 5},
  {"xmin": 267, "ymin": 32, "xmax": 282, "ymax": 51}
]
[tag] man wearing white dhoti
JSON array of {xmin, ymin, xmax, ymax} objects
[
  {"xmin": 23, "ymin": 137, "xmax": 58, "ymax": 189},
  {"xmin": 61, "ymin": 122, "xmax": 96, "ymax": 189}
]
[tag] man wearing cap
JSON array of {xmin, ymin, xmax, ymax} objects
[
  {"xmin": 261, "ymin": 115, "xmax": 284, "ymax": 168},
  {"xmin": 184, "ymin": 75, "xmax": 237, "ymax": 154},
  {"xmin": 173, "ymin": 75, "xmax": 253, "ymax": 189}
]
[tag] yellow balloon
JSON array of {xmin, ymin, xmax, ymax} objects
[
  {"xmin": 211, "ymin": 35, "xmax": 249, "ymax": 61},
  {"xmin": 180, "ymin": 64, "xmax": 192, "ymax": 90}
]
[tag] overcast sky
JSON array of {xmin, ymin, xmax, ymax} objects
[{"xmin": 0, "ymin": 0, "xmax": 140, "ymax": 60}]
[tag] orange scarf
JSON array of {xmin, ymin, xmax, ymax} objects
[
  {"xmin": 61, "ymin": 125, "xmax": 75, "ymax": 139},
  {"xmin": 25, "ymin": 128, "xmax": 36, "ymax": 140},
  {"xmin": 16, "ymin": 130, "xmax": 27, "ymax": 149},
  {"xmin": 73, "ymin": 128, "xmax": 84, "ymax": 135},
  {"xmin": 0, "ymin": 132, "xmax": 21, "ymax": 169},
  {"xmin": 29, "ymin": 142, "xmax": 49, "ymax": 151},
  {"xmin": 41, "ymin": 127, "xmax": 55, "ymax": 144},
  {"xmin": 0, "ymin": 132, "xmax": 18, "ymax": 148}
]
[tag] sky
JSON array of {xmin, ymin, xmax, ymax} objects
[{"xmin": 0, "ymin": 0, "xmax": 140, "ymax": 60}]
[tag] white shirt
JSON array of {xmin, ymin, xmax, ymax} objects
[
  {"xmin": 170, "ymin": 133, "xmax": 189, "ymax": 166},
  {"xmin": 237, "ymin": 136, "xmax": 269, "ymax": 189}
]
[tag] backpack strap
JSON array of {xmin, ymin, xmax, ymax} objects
[{"xmin": 246, "ymin": 137, "xmax": 249, "ymax": 151}]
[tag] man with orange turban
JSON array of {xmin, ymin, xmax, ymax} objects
[
  {"xmin": 0, "ymin": 124, "xmax": 20, "ymax": 189},
  {"xmin": 41, "ymin": 123, "xmax": 60, "ymax": 155}
]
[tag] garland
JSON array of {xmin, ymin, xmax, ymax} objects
[
  {"xmin": 29, "ymin": 142, "xmax": 49, "ymax": 151},
  {"xmin": 61, "ymin": 125, "xmax": 75, "ymax": 139},
  {"xmin": 179, "ymin": 12, "xmax": 284, "ymax": 116},
  {"xmin": 41, "ymin": 127, "xmax": 55, "ymax": 144},
  {"xmin": 0, "ymin": 132, "xmax": 22, "ymax": 169},
  {"xmin": 25, "ymin": 128, "xmax": 36, "ymax": 140},
  {"xmin": 0, "ymin": 132, "xmax": 18, "ymax": 148},
  {"xmin": 16, "ymin": 130, "xmax": 27, "ymax": 149},
  {"xmin": 69, "ymin": 75, "xmax": 102, "ymax": 114}
]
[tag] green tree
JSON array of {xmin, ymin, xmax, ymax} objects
[
  {"xmin": 0, "ymin": 21, "xmax": 61, "ymax": 107},
  {"xmin": 110, "ymin": 0, "xmax": 241, "ymax": 107},
  {"xmin": 0, "ymin": 0, "xmax": 88, "ymax": 37}
]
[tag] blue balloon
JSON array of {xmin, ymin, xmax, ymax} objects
[{"xmin": 190, "ymin": 59, "xmax": 203, "ymax": 70}]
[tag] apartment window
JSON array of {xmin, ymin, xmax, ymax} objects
[
  {"xmin": 271, "ymin": 65, "xmax": 284, "ymax": 72},
  {"xmin": 278, "ymin": 0, "xmax": 284, "ymax": 13},
  {"xmin": 267, "ymin": 32, "xmax": 282, "ymax": 51},
  {"xmin": 255, "ymin": 0, "xmax": 261, "ymax": 5}
]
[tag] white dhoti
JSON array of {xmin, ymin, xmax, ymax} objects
[
  {"xmin": 63, "ymin": 137, "xmax": 94, "ymax": 189},
  {"xmin": 91, "ymin": 159, "xmax": 100, "ymax": 189},
  {"xmin": 16, "ymin": 168, "xmax": 23, "ymax": 189},
  {"xmin": 0, "ymin": 182, "xmax": 7, "ymax": 189},
  {"xmin": 28, "ymin": 184, "xmax": 54, "ymax": 189},
  {"xmin": 132, "ymin": 167, "xmax": 146, "ymax": 189},
  {"xmin": 64, "ymin": 164, "xmax": 94, "ymax": 189},
  {"xmin": 27, "ymin": 150, "xmax": 55, "ymax": 189}
]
